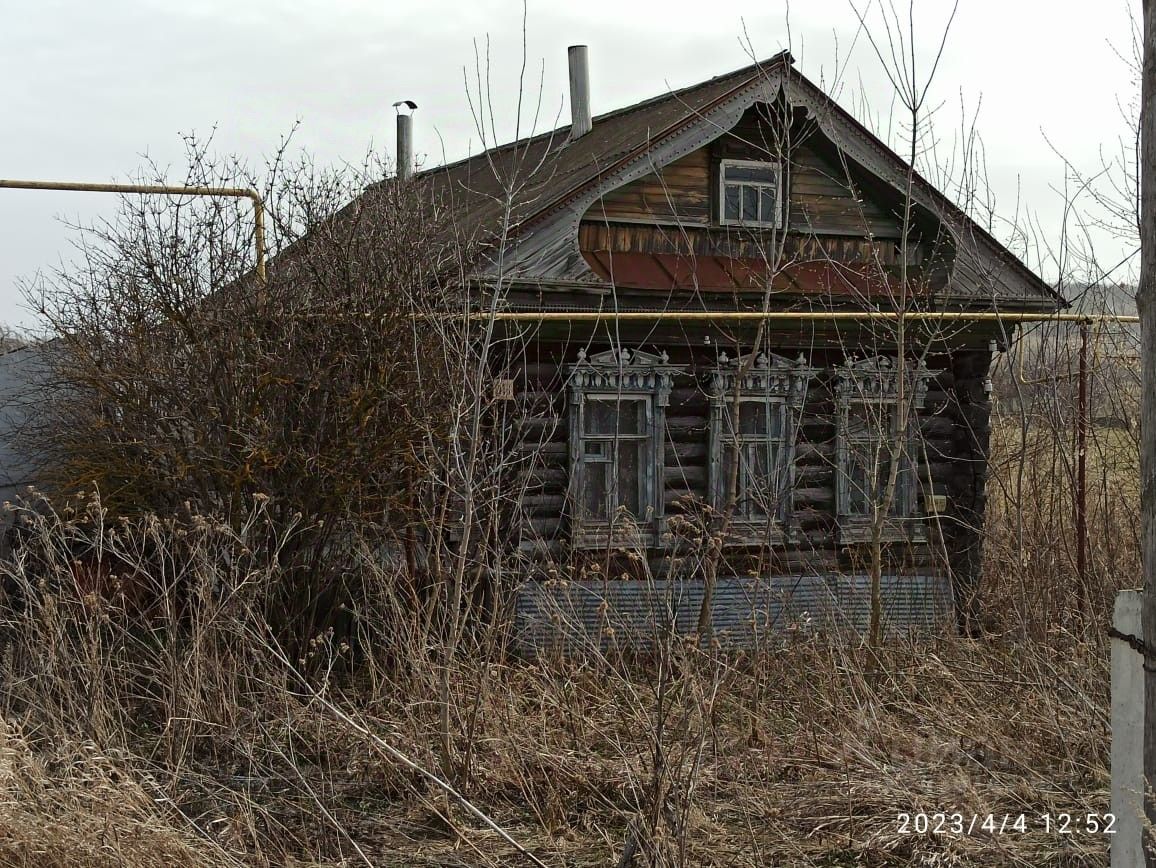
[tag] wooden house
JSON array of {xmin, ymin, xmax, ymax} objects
[
  {"xmin": 403, "ymin": 48, "xmax": 1060, "ymax": 651},
  {"xmin": 0, "ymin": 49, "xmax": 1060, "ymax": 649}
]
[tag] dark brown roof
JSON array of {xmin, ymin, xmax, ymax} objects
[{"xmin": 418, "ymin": 51, "xmax": 795, "ymax": 244}]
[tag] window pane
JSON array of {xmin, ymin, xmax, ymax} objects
[
  {"xmin": 847, "ymin": 437, "xmax": 905, "ymax": 517},
  {"xmin": 620, "ymin": 400, "xmax": 646, "ymax": 435},
  {"xmin": 738, "ymin": 401, "xmax": 768, "ymax": 437},
  {"xmin": 768, "ymin": 404, "xmax": 784, "ymax": 441},
  {"xmin": 723, "ymin": 185, "xmax": 740, "ymax": 220},
  {"xmin": 759, "ymin": 186, "xmax": 777, "ymax": 223},
  {"xmin": 890, "ymin": 453, "xmax": 912, "ymax": 517},
  {"xmin": 846, "ymin": 404, "xmax": 872, "ymax": 437},
  {"xmin": 583, "ymin": 461, "xmax": 608, "ymax": 519},
  {"xmin": 584, "ymin": 440, "xmax": 609, "ymax": 461},
  {"xmin": 877, "ymin": 450, "xmax": 896, "ymax": 513},
  {"xmin": 616, "ymin": 440, "xmax": 642, "ymax": 515},
  {"xmin": 844, "ymin": 401, "xmax": 913, "ymax": 517},
  {"xmin": 719, "ymin": 446, "xmax": 736, "ymax": 506},
  {"xmin": 724, "ymin": 163, "xmax": 777, "ymax": 183},
  {"xmin": 585, "ymin": 399, "xmax": 645, "ymax": 436},
  {"xmin": 585, "ymin": 400, "xmax": 617, "ymax": 435},
  {"xmin": 847, "ymin": 444, "xmax": 873, "ymax": 515},
  {"xmin": 742, "ymin": 186, "xmax": 759, "ymax": 221},
  {"xmin": 744, "ymin": 442, "xmax": 775, "ymax": 517}
]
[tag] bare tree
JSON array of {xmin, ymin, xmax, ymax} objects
[{"xmin": 29, "ymin": 140, "xmax": 472, "ymax": 654}]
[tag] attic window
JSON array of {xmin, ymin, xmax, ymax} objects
[{"xmin": 719, "ymin": 160, "xmax": 782, "ymax": 228}]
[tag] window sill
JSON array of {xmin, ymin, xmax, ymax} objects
[
  {"xmin": 717, "ymin": 218, "xmax": 784, "ymax": 230},
  {"xmin": 717, "ymin": 519, "xmax": 790, "ymax": 547},
  {"xmin": 837, "ymin": 518, "xmax": 927, "ymax": 545},
  {"xmin": 571, "ymin": 522, "xmax": 659, "ymax": 551}
]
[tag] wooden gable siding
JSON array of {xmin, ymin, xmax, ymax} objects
[
  {"xmin": 505, "ymin": 334, "xmax": 991, "ymax": 591},
  {"xmin": 588, "ymin": 149, "xmax": 712, "ymax": 224},
  {"xmin": 582, "ymin": 107, "xmax": 903, "ymax": 240}
]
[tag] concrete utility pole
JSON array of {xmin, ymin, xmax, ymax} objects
[{"xmin": 1141, "ymin": 0, "xmax": 1156, "ymax": 862}]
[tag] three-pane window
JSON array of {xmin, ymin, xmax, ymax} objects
[
  {"xmin": 842, "ymin": 402, "xmax": 913, "ymax": 518},
  {"xmin": 718, "ymin": 398, "xmax": 788, "ymax": 519},
  {"xmin": 833, "ymin": 357, "xmax": 932, "ymax": 542},
  {"xmin": 707, "ymin": 353, "xmax": 814, "ymax": 542},
  {"xmin": 719, "ymin": 160, "xmax": 782, "ymax": 227},
  {"xmin": 567, "ymin": 349, "xmax": 680, "ymax": 546},
  {"xmin": 579, "ymin": 397, "xmax": 649, "ymax": 520}
]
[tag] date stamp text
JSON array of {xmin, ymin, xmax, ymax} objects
[{"xmin": 896, "ymin": 812, "xmax": 1116, "ymax": 836}]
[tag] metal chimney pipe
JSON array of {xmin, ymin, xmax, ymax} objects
[
  {"xmin": 396, "ymin": 112, "xmax": 413, "ymax": 181},
  {"xmin": 568, "ymin": 45, "xmax": 591, "ymax": 139}
]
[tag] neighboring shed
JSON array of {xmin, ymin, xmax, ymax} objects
[{"xmin": 0, "ymin": 343, "xmax": 51, "ymax": 546}]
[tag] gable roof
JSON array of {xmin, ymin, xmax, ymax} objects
[
  {"xmin": 419, "ymin": 51, "xmax": 796, "ymax": 245},
  {"xmin": 415, "ymin": 51, "xmax": 1060, "ymax": 310}
]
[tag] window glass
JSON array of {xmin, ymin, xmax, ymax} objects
[
  {"xmin": 843, "ymin": 402, "xmax": 908, "ymax": 518},
  {"xmin": 724, "ymin": 164, "xmax": 777, "ymax": 183},
  {"xmin": 738, "ymin": 401, "xmax": 767, "ymax": 436},
  {"xmin": 724, "ymin": 186, "xmax": 741, "ymax": 221},
  {"xmin": 759, "ymin": 187, "xmax": 777, "ymax": 221},
  {"xmin": 743, "ymin": 441, "xmax": 778, "ymax": 517},
  {"xmin": 720, "ymin": 161, "xmax": 780, "ymax": 226},
  {"xmin": 742, "ymin": 186, "xmax": 759, "ymax": 221},
  {"xmin": 616, "ymin": 440, "xmax": 643, "ymax": 514},
  {"xmin": 585, "ymin": 398, "xmax": 644, "ymax": 436},
  {"xmin": 583, "ymin": 462, "xmax": 609, "ymax": 517}
]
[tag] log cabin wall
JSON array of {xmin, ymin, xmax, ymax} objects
[
  {"xmin": 506, "ymin": 331, "xmax": 994, "ymax": 605},
  {"xmin": 504, "ymin": 101, "xmax": 997, "ymax": 642}
]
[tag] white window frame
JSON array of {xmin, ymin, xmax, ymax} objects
[{"xmin": 718, "ymin": 158, "xmax": 783, "ymax": 229}]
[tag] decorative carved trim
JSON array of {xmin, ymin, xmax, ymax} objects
[
  {"xmin": 708, "ymin": 351, "xmax": 815, "ymax": 403},
  {"xmin": 707, "ymin": 351, "xmax": 816, "ymax": 544},
  {"xmin": 833, "ymin": 355, "xmax": 932, "ymax": 407},
  {"xmin": 568, "ymin": 348, "xmax": 682, "ymax": 405},
  {"xmin": 566, "ymin": 348, "xmax": 686, "ymax": 550},
  {"xmin": 832, "ymin": 355, "xmax": 935, "ymax": 544}
]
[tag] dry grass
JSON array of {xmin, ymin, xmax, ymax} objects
[{"xmin": 0, "ymin": 492, "xmax": 1114, "ymax": 867}]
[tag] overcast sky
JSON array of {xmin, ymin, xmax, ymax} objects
[{"xmin": 0, "ymin": 0, "xmax": 1139, "ymax": 329}]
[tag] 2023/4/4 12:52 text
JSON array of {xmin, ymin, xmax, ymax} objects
[{"xmin": 896, "ymin": 812, "xmax": 1116, "ymax": 836}]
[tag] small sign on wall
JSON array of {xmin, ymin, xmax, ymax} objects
[{"xmin": 924, "ymin": 493, "xmax": 948, "ymax": 514}]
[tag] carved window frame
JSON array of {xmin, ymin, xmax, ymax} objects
[
  {"xmin": 708, "ymin": 352, "xmax": 815, "ymax": 544},
  {"xmin": 567, "ymin": 348, "xmax": 683, "ymax": 549},
  {"xmin": 833, "ymin": 356, "xmax": 933, "ymax": 544}
]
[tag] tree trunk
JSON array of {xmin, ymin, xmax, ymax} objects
[{"xmin": 1139, "ymin": 1, "xmax": 1156, "ymax": 863}]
